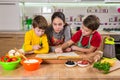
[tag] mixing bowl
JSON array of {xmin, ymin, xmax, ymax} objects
[
  {"xmin": 21, "ymin": 57, "xmax": 42, "ymax": 71},
  {"xmin": 0, "ymin": 58, "xmax": 21, "ymax": 70}
]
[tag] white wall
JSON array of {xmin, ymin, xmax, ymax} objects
[
  {"xmin": 23, "ymin": 4, "xmax": 120, "ymax": 31},
  {"xmin": 0, "ymin": 2, "xmax": 21, "ymax": 31}
]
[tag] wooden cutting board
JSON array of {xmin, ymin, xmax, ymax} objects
[
  {"xmin": 109, "ymin": 60, "xmax": 120, "ymax": 72},
  {"xmin": 93, "ymin": 59, "xmax": 120, "ymax": 73}
]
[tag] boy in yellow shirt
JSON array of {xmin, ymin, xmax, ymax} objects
[{"xmin": 23, "ymin": 15, "xmax": 49, "ymax": 54}]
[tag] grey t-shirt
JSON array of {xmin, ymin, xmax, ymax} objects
[{"xmin": 46, "ymin": 25, "xmax": 72, "ymax": 52}]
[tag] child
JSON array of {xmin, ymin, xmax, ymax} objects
[
  {"xmin": 45, "ymin": 12, "xmax": 72, "ymax": 52},
  {"xmin": 55, "ymin": 15, "xmax": 102, "ymax": 62},
  {"xmin": 22, "ymin": 15, "xmax": 49, "ymax": 54}
]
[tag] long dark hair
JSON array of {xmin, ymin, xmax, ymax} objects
[
  {"xmin": 51, "ymin": 12, "xmax": 68, "ymax": 27},
  {"xmin": 45, "ymin": 12, "xmax": 71, "ymax": 46}
]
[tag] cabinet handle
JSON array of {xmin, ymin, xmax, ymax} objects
[{"xmin": 0, "ymin": 37, "xmax": 13, "ymax": 38}]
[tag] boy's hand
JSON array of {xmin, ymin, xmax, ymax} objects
[
  {"xmin": 55, "ymin": 47, "xmax": 63, "ymax": 53},
  {"xmin": 93, "ymin": 54, "xmax": 101, "ymax": 62},
  {"xmin": 33, "ymin": 45, "xmax": 42, "ymax": 50}
]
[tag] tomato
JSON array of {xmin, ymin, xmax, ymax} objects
[
  {"xmin": 0, "ymin": 56, "xmax": 11, "ymax": 62},
  {"xmin": 11, "ymin": 57, "xmax": 18, "ymax": 62},
  {"xmin": 0, "ymin": 56, "xmax": 18, "ymax": 62},
  {"xmin": 6, "ymin": 58, "xmax": 12, "ymax": 62},
  {"xmin": 81, "ymin": 60, "xmax": 89, "ymax": 65},
  {"xmin": 0, "ymin": 58, "xmax": 4, "ymax": 62}
]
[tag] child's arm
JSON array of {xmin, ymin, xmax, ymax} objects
[
  {"xmin": 23, "ymin": 32, "xmax": 33, "ymax": 52},
  {"xmin": 71, "ymin": 45, "xmax": 97, "ymax": 53},
  {"xmin": 32, "ymin": 44, "xmax": 41, "ymax": 50},
  {"xmin": 34, "ymin": 35, "xmax": 49, "ymax": 54},
  {"xmin": 55, "ymin": 40, "xmax": 74, "ymax": 53}
]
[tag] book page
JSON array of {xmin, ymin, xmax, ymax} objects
[
  {"xmin": 36, "ymin": 53, "xmax": 58, "ymax": 59},
  {"xmin": 56, "ymin": 52, "xmax": 79, "ymax": 57},
  {"xmin": 36, "ymin": 52, "xmax": 80, "ymax": 59}
]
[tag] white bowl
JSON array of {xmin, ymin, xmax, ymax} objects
[
  {"xmin": 65, "ymin": 62, "xmax": 77, "ymax": 67},
  {"xmin": 77, "ymin": 61, "xmax": 89, "ymax": 67}
]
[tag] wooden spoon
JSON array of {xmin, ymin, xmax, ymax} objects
[{"xmin": 14, "ymin": 48, "xmax": 28, "ymax": 60}]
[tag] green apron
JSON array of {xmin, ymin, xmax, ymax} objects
[{"xmin": 77, "ymin": 35, "xmax": 93, "ymax": 48}]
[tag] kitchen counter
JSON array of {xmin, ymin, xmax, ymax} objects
[
  {"xmin": 71, "ymin": 30, "xmax": 120, "ymax": 36},
  {"xmin": 0, "ymin": 53, "xmax": 120, "ymax": 80},
  {"xmin": 98, "ymin": 30, "xmax": 120, "ymax": 36},
  {"xmin": 1, "ymin": 50, "xmax": 120, "ymax": 80},
  {"xmin": 0, "ymin": 63, "xmax": 120, "ymax": 80},
  {"xmin": 0, "ymin": 30, "xmax": 25, "ymax": 35},
  {"xmin": 0, "ymin": 30, "xmax": 119, "ymax": 55},
  {"xmin": 0, "ymin": 30, "xmax": 120, "ymax": 35}
]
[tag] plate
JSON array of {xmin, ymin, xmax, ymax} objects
[{"xmin": 77, "ymin": 60, "xmax": 89, "ymax": 67}]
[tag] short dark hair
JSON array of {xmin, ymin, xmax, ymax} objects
[
  {"xmin": 83, "ymin": 15, "xmax": 100, "ymax": 31},
  {"xmin": 32, "ymin": 15, "xmax": 48, "ymax": 30}
]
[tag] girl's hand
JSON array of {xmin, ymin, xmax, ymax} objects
[
  {"xmin": 64, "ymin": 47, "xmax": 72, "ymax": 52},
  {"xmin": 55, "ymin": 47, "xmax": 63, "ymax": 53},
  {"xmin": 32, "ymin": 45, "xmax": 41, "ymax": 50},
  {"xmin": 71, "ymin": 45, "xmax": 79, "ymax": 51}
]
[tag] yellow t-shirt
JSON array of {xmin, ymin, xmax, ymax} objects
[{"xmin": 23, "ymin": 29, "xmax": 49, "ymax": 54}]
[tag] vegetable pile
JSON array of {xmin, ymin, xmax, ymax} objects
[
  {"xmin": 0, "ymin": 56, "xmax": 18, "ymax": 62},
  {"xmin": 93, "ymin": 61, "xmax": 111, "ymax": 74},
  {"xmin": 100, "ymin": 58, "xmax": 116, "ymax": 67}
]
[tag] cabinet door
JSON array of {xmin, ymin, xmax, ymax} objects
[
  {"xmin": 16, "ymin": 34, "xmax": 24, "ymax": 49},
  {"xmin": 0, "ymin": 34, "xmax": 16, "ymax": 57},
  {"xmin": 0, "ymin": 2, "xmax": 21, "ymax": 31}
]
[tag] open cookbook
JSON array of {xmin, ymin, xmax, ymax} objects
[{"xmin": 35, "ymin": 52, "xmax": 80, "ymax": 59}]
